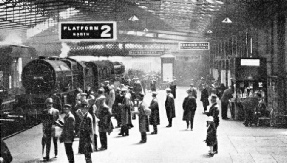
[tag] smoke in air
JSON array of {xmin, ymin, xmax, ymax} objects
[
  {"xmin": 59, "ymin": 42, "xmax": 70, "ymax": 58},
  {"xmin": 0, "ymin": 32, "xmax": 23, "ymax": 45}
]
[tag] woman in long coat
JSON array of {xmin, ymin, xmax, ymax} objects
[
  {"xmin": 165, "ymin": 88, "xmax": 175, "ymax": 127},
  {"xmin": 182, "ymin": 90, "xmax": 197, "ymax": 130},
  {"xmin": 149, "ymin": 92, "xmax": 160, "ymax": 134}
]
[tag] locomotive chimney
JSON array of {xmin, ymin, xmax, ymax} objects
[{"xmin": 59, "ymin": 42, "xmax": 70, "ymax": 58}]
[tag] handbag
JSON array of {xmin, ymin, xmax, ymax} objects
[
  {"xmin": 144, "ymin": 107, "xmax": 151, "ymax": 116},
  {"xmin": 52, "ymin": 125, "xmax": 63, "ymax": 137}
]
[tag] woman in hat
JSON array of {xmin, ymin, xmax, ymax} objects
[
  {"xmin": 204, "ymin": 116, "xmax": 217, "ymax": 156},
  {"xmin": 95, "ymin": 95, "xmax": 113, "ymax": 150},
  {"xmin": 182, "ymin": 89, "xmax": 197, "ymax": 131},
  {"xmin": 165, "ymin": 88, "xmax": 175, "ymax": 127},
  {"xmin": 149, "ymin": 92, "xmax": 160, "ymax": 134},
  {"xmin": 78, "ymin": 100, "xmax": 93, "ymax": 163}
]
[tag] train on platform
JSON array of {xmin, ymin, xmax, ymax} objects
[
  {"xmin": 0, "ymin": 45, "xmax": 125, "ymax": 138},
  {"xmin": 0, "ymin": 44, "xmax": 37, "ymax": 138}
]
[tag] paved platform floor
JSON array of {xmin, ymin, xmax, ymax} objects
[{"xmin": 4, "ymin": 87, "xmax": 287, "ymax": 163}]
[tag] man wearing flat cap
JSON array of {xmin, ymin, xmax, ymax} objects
[
  {"xmin": 60, "ymin": 104, "xmax": 75, "ymax": 163},
  {"xmin": 118, "ymin": 87, "xmax": 131, "ymax": 136},
  {"xmin": 136, "ymin": 92, "xmax": 149, "ymax": 143},
  {"xmin": 189, "ymin": 83, "xmax": 197, "ymax": 99},
  {"xmin": 149, "ymin": 92, "xmax": 160, "ymax": 134},
  {"xmin": 42, "ymin": 98, "xmax": 60, "ymax": 161},
  {"xmin": 95, "ymin": 95, "xmax": 113, "ymax": 150},
  {"xmin": 165, "ymin": 88, "xmax": 175, "ymax": 127},
  {"xmin": 78, "ymin": 100, "xmax": 93, "ymax": 163}
]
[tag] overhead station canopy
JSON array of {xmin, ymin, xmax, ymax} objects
[{"xmin": 0, "ymin": 0, "xmax": 283, "ymax": 42}]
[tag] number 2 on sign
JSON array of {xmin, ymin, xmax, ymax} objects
[{"xmin": 101, "ymin": 25, "xmax": 111, "ymax": 37}]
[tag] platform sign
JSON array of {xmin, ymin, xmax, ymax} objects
[
  {"xmin": 129, "ymin": 50, "xmax": 164, "ymax": 56},
  {"xmin": 59, "ymin": 21, "xmax": 117, "ymax": 41},
  {"xmin": 179, "ymin": 42, "xmax": 210, "ymax": 50}
]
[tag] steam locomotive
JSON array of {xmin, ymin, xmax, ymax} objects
[
  {"xmin": 0, "ymin": 45, "xmax": 37, "ymax": 138},
  {"xmin": 16, "ymin": 56, "xmax": 125, "ymax": 121}
]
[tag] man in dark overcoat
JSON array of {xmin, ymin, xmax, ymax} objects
[
  {"xmin": 42, "ymin": 98, "xmax": 60, "ymax": 161},
  {"xmin": 95, "ymin": 95, "xmax": 113, "ymax": 150},
  {"xmin": 150, "ymin": 79, "xmax": 156, "ymax": 91},
  {"xmin": 113, "ymin": 88, "xmax": 123, "ymax": 127},
  {"xmin": 182, "ymin": 89, "xmax": 197, "ymax": 131},
  {"xmin": 165, "ymin": 88, "xmax": 175, "ymax": 127},
  {"xmin": 78, "ymin": 100, "xmax": 93, "ymax": 163},
  {"xmin": 200, "ymin": 83, "xmax": 210, "ymax": 113},
  {"xmin": 189, "ymin": 83, "xmax": 197, "ymax": 99},
  {"xmin": 137, "ymin": 93, "xmax": 150, "ymax": 143},
  {"xmin": 149, "ymin": 92, "xmax": 160, "ymax": 134},
  {"xmin": 169, "ymin": 81, "xmax": 177, "ymax": 99},
  {"xmin": 60, "ymin": 104, "xmax": 75, "ymax": 163},
  {"xmin": 221, "ymin": 86, "xmax": 233, "ymax": 119},
  {"xmin": 118, "ymin": 87, "xmax": 131, "ymax": 136}
]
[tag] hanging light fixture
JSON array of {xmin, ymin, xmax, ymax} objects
[
  {"xmin": 128, "ymin": 15, "xmax": 139, "ymax": 21},
  {"xmin": 207, "ymin": 30, "xmax": 213, "ymax": 33},
  {"xmin": 222, "ymin": 17, "xmax": 232, "ymax": 23}
]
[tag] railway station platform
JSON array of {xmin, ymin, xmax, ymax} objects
[{"xmin": 4, "ymin": 87, "xmax": 287, "ymax": 163}]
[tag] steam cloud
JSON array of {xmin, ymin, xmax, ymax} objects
[
  {"xmin": 0, "ymin": 31, "xmax": 23, "ymax": 45},
  {"xmin": 59, "ymin": 42, "xmax": 70, "ymax": 58}
]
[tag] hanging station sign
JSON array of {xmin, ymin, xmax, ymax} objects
[
  {"xmin": 59, "ymin": 21, "xmax": 117, "ymax": 41},
  {"xmin": 129, "ymin": 50, "xmax": 165, "ymax": 56},
  {"xmin": 178, "ymin": 42, "xmax": 210, "ymax": 50}
]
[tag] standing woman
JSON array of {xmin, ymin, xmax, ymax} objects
[
  {"xmin": 200, "ymin": 83, "xmax": 209, "ymax": 113},
  {"xmin": 182, "ymin": 89, "xmax": 197, "ymax": 131},
  {"xmin": 149, "ymin": 92, "xmax": 160, "ymax": 134}
]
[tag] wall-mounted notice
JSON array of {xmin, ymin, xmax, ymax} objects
[{"xmin": 179, "ymin": 42, "xmax": 210, "ymax": 50}]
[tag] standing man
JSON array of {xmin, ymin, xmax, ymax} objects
[
  {"xmin": 149, "ymin": 92, "xmax": 160, "ymax": 134},
  {"xmin": 150, "ymin": 78, "xmax": 156, "ymax": 92},
  {"xmin": 204, "ymin": 95, "xmax": 220, "ymax": 154},
  {"xmin": 60, "ymin": 104, "xmax": 75, "ymax": 163},
  {"xmin": 200, "ymin": 83, "xmax": 210, "ymax": 113},
  {"xmin": 113, "ymin": 88, "xmax": 123, "ymax": 128},
  {"xmin": 169, "ymin": 80, "xmax": 177, "ymax": 99},
  {"xmin": 108, "ymin": 85, "xmax": 115, "ymax": 109},
  {"xmin": 182, "ymin": 90, "xmax": 197, "ymax": 131},
  {"xmin": 165, "ymin": 88, "xmax": 175, "ymax": 127},
  {"xmin": 95, "ymin": 95, "xmax": 113, "ymax": 150},
  {"xmin": 221, "ymin": 86, "xmax": 234, "ymax": 120},
  {"xmin": 137, "ymin": 93, "xmax": 150, "ymax": 143},
  {"xmin": 118, "ymin": 87, "xmax": 130, "ymax": 136},
  {"xmin": 42, "ymin": 98, "xmax": 60, "ymax": 161},
  {"xmin": 189, "ymin": 83, "xmax": 197, "ymax": 99},
  {"xmin": 78, "ymin": 100, "xmax": 93, "ymax": 163}
]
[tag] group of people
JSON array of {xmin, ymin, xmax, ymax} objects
[
  {"xmin": 40, "ymin": 78, "xmax": 163, "ymax": 163},
  {"xmin": 180, "ymin": 83, "xmax": 219, "ymax": 156},
  {"xmin": 40, "ymin": 76, "xmax": 271, "ymax": 162}
]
